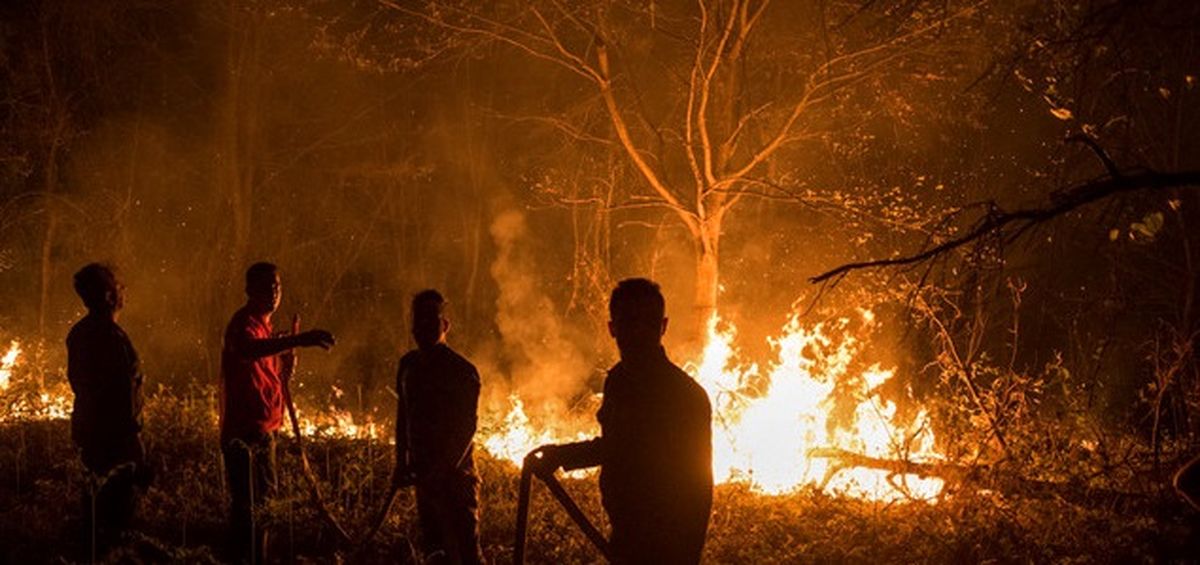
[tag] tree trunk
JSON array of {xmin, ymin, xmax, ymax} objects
[
  {"xmin": 36, "ymin": 15, "xmax": 64, "ymax": 343},
  {"xmin": 38, "ymin": 132, "xmax": 60, "ymax": 339},
  {"xmin": 693, "ymin": 219, "xmax": 721, "ymax": 342}
]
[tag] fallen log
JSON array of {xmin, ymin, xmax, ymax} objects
[{"xmin": 807, "ymin": 447, "xmax": 1146, "ymax": 508}]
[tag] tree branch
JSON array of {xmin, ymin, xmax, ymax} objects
[{"xmin": 810, "ymin": 169, "xmax": 1200, "ymax": 284}]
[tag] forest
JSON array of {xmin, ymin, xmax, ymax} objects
[{"xmin": 1, "ymin": 0, "xmax": 1199, "ymax": 562}]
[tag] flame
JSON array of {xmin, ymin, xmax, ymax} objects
[
  {"xmin": 0, "ymin": 341, "xmax": 19, "ymax": 391},
  {"xmin": 295, "ymin": 401, "xmax": 382, "ymax": 440},
  {"xmin": 483, "ymin": 395, "xmax": 591, "ymax": 463},
  {"xmin": 0, "ymin": 340, "xmax": 74, "ymax": 423},
  {"xmin": 480, "ymin": 311, "xmax": 945, "ymax": 502},
  {"xmin": 1, "ymin": 306, "xmax": 947, "ymax": 503}
]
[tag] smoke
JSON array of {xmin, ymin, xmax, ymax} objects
[{"xmin": 483, "ymin": 209, "xmax": 596, "ymax": 416}]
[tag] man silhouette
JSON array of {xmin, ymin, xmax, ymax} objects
[
  {"xmin": 66, "ymin": 263, "xmax": 149, "ymax": 549},
  {"xmin": 532, "ymin": 278, "xmax": 713, "ymax": 564},
  {"xmin": 219, "ymin": 262, "xmax": 334, "ymax": 562},
  {"xmin": 393, "ymin": 290, "xmax": 484, "ymax": 564}
]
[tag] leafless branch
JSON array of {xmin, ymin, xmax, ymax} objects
[{"xmin": 810, "ymin": 168, "xmax": 1200, "ymax": 284}]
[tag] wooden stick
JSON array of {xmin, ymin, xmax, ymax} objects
[
  {"xmin": 282, "ymin": 314, "xmax": 405, "ymax": 548},
  {"xmin": 514, "ymin": 465, "xmax": 533, "ymax": 565},
  {"xmin": 515, "ymin": 454, "xmax": 613, "ymax": 563},
  {"xmin": 539, "ymin": 471, "xmax": 613, "ymax": 561}
]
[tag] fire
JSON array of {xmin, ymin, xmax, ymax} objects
[
  {"xmin": 483, "ymin": 395, "xmax": 591, "ymax": 464},
  {"xmin": 0, "ymin": 340, "xmax": 74, "ymax": 423},
  {"xmin": 0, "ymin": 340, "xmax": 19, "ymax": 391},
  {"xmin": 479, "ymin": 310, "xmax": 946, "ymax": 502},
  {"xmin": 294, "ymin": 401, "xmax": 382, "ymax": 440}
]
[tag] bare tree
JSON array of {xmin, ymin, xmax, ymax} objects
[{"xmin": 377, "ymin": 0, "xmax": 984, "ymax": 338}]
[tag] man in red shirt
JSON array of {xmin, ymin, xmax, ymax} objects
[{"xmin": 220, "ymin": 262, "xmax": 334, "ymax": 562}]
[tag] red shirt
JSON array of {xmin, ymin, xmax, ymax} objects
[{"xmin": 219, "ymin": 306, "xmax": 283, "ymax": 441}]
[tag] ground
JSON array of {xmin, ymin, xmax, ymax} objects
[{"xmin": 2, "ymin": 389, "xmax": 1198, "ymax": 564}]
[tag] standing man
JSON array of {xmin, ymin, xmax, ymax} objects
[
  {"xmin": 220, "ymin": 262, "xmax": 334, "ymax": 562},
  {"xmin": 532, "ymin": 278, "xmax": 713, "ymax": 564},
  {"xmin": 66, "ymin": 263, "xmax": 149, "ymax": 549},
  {"xmin": 393, "ymin": 290, "xmax": 484, "ymax": 564}
]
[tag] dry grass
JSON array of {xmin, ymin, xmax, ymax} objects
[{"xmin": 1, "ymin": 387, "xmax": 1198, "ymax": 564}]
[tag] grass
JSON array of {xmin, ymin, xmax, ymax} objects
[{"xmin": 2, "ymin": 386, "xmax": 1199, "ymax": 564}]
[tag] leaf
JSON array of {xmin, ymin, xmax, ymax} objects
[{"xmin": 1108, "ymin": 229, "xmax": 1120, "ymax": 241}]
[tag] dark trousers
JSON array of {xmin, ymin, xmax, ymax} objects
[
  {"xmin": 222, "ymin": 432, "xmax": 277, "ymax": 563},
  {"xmin": 79, "ymin": 435, "xmax": 146, "ymax": 547},
  {"xmin": 415, "ymin": 473, "xmax": 484, "ymax": 565},
  {"xmin": 608, "ymin": 510, "xmax": 708, "ymax": 565}
]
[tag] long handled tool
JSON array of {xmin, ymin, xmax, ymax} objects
[
  {"xmin": 281, "ymin": 315, "xmax": 402, "ymax": 548},
  {"xmin": 514, "ymin": 452, "xmax": 613, "ymax": 564}
]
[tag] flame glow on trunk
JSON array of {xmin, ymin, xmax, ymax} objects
[{"xmin": 480, "ymin": 311, "xmax": 946, "ymax": 502}]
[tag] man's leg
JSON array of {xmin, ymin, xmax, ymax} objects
[
  {"xmin": 223, "ymin": 439, "xmax": 254, "ymax": 562},
  {"xmin": 416, "ymin": 484, "xmax": 451, "ymax": 562},
  {"xmin": 448, "ymin": 475, "xmax": 484, "ymax": 565},
  {"xmin": 79, "ymin": 439, "xmax": 141, "ymax": 551},
  {"xmin": 96, "ymin": 467, "xmax": 138, "ymax": 535},
  {"xmin": 102, "ymin": 435, "xmax": 146, "ymax": 536},
  {"xmin": 251, "ymin": 434, "xmax": 277, "ymax": 562}
]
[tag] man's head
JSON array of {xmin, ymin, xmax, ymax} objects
[
  {"xmin": 245, "ymin": 262, "xmax": 281, "ymax": 315},
  {"xmin": 608, "ymin": 278, "xmax": 667, "ymax": 355},
  {"xmin": 74, "ymin": 263, "xmax": 123, "ymax": 316},
  {"xmin": 411, "ymin": 289, "xmax": 449, "ymax": 350}
]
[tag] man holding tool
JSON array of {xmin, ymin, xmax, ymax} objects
[
  {"xmin": 219, "ymin": 261, "xmax": 335, "ymax": 563},
  {"xmin": 530, "ymin": 278, "xmax": 713, "ymax": 564}
]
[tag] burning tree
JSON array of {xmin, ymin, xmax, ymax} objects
[{"xmin": 371, "ymin": 0, "xmax": 987, "ymax": 338}]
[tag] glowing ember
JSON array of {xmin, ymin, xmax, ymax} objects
[
  {"xmin": 479, "ymin": 310, "xmax": 946, "ymax": 502},
  {"xmin": 0, "ymin": 340, "xmax": 19, "ymax": 391}
]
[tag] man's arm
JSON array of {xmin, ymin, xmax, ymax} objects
[
  {"xmin": 231, "ymin": 328, "xmax": 334, "ymax": 360},
  {"xmin": 556, "ymin": 438, "xmax": 606, "ymax": 470}
]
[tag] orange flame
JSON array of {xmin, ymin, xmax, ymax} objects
[
  {"xmin": 480, "ymin": 310, "xmax": 945, "ymax": 501},
  {"xmin": 0, "ymin": 340, "xmax": 19, "ymax": 391},
  {"xmin": 0, "ymin": 340, "xmax": 73, "ymax": 422}
]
